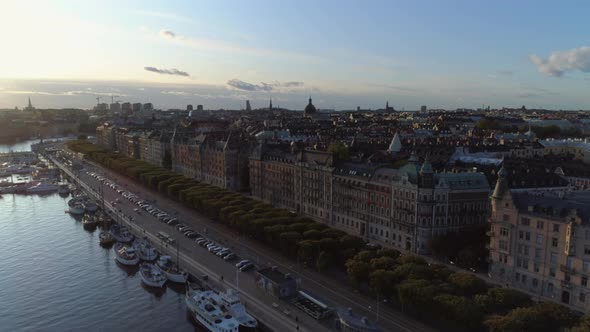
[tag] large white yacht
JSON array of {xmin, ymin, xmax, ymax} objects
[
  {"xmin": 185, "ymin": 288, "xmax": 258, "ymax": 332},
  {"xmin": 156, "ymin": 255, "xmax": 188, "ymax": 283},
  {"xmin": 113, "ymin": 243, "xmax": 139, "ymax": 266},
  {"xmin": 133, "ymin": 237, "xmax": 158, "ymax": 261},
  {"xmin": 139, "ymin": 263, "xmax": 167, "ymax": 288}
]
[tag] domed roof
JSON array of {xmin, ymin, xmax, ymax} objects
[{"xmin": 304, "ymin": 97, "xmax": 317, "ymax": 115}]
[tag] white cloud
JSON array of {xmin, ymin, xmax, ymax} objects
[
  {"xmin": 0, "ymin": 90, "xmax": 57, "ymax": 95},
  {"xmin": 133, "ymin": 10, "xmax": 194, "ymax": 23},
  {"xmin": 530, "ymin": 46, "xmax": 590, "ymax": 77},
  {"xmin": 161, "ymin": 90, "xmax": 192, "ymax": 96}
]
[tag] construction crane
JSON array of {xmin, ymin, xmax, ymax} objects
[
  {"xmin": 96, "ymin": 96, "xmax": 101, "ymax": 105},
  {"xmin": 110, "ymin": 95, "xmax": 120, "ymax": 104}
]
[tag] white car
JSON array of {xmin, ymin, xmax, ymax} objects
[{"xmin": 235, "ymin": 260, "xmax": 250, "ymax": 268}]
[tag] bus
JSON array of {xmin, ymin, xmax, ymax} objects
[{"xmin": 157, "ymin": 231, "xmax": 175, "ymax": 244}]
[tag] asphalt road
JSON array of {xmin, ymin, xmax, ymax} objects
[{"xmin": 54, "ymin": 150, "xmax": 437, "ymax": 332}]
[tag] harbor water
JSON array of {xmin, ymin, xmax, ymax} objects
[{"xmin": 0, "ymin": 141, "xmax": 197, "ymax": 331}]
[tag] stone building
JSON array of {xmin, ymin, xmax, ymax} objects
[{"xmin": 488, "ymin": 167, "xmax": 590, "ymax": 311}]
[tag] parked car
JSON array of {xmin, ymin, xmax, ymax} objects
[
  {"xmin": 239, "ymin": 263, "xmax": 254, "ymax": 272},
  {"xmin": 236, "ymin": 260, "xmax": 250, "ymax": 268},
  {"xmin": 223, "ymin": 253, "xmax": 236, "ymax": 261}
]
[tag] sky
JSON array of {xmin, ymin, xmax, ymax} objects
[{"xmin": 0, "ymin": 0, "xmax": 589, "ymax": 110}]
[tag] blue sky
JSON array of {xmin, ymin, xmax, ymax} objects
[{"xmin": 1, "ymin": 0, "xmax": 589, "ymax": 110}]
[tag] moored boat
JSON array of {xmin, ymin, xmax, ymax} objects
[
  {"xmin": 133, "ymin": 237, "xmax": 158, "ymax": 261},
  {"xmin": 84, "ymin": 201, "xmax": 98, "ymax": 213},
  {"xmin": 156, "ymin": 255, "xmax": 188, "ymax": 283},
  {"xmin": 110, "ymin": 224, "xmax": 134, "ymax": 243},
  {"xmin": 139, "ymin": 263, "xmax": 167, "ymax": 288},
  {"xmin": 25, "ymin": 182, "xmax": 58, "ymax": 194},
  {"xmin": 58, "ymin": 183, "xmax": 70, "ymax": 196},
  {"xmin": 114, "ymin": 242, "xmax": 139, "ymax": 266},
  {"xmin": 82, "ymin": 214, "xmax": 99, "ymax": 228},
  {"xmin": 68, "ymin": 199, "xmax": 85, "ymax": 215},
  {"xmin": 99, "ymin": 230, "xmax": 115, "ymax": 245},
  {"xmin": 185, "ymin": 288, "xmax": 258, "ymax": 332}
]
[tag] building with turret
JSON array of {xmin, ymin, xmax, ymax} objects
[{"xmin": 488, "ymin": 167, "xmax": 590, "ymax": 311}]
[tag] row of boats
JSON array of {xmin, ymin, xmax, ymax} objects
[{"xmin": 67, "ymin": 196, "xmax": 98, "ymax": 215}]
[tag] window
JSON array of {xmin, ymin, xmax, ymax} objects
[
  {"xmin": 550, "ymin": 268, "xmax": 556, "ymax": 277},
  {"xmin": 535, "ymin": 248, "xmax": 542, "ymax": 259},
  {"xmin": 582, "ymin": 277, "xmax": 588, "ymax": 287},
  {"xmin": 519, "ymin": 231, "xmax": 524, "ymax": 240},
  {"xmin": 503, "ymin": 214, "xmax": 510, "ymax": 221},
  {"xmin": 584, "ymin": 261, "xmax": 590, "ymax": 273},
  {"xmin": 548, "ymin": 283, "xmax": 554, "ymax": 293},
  {"xmin": 536, "ymin": 234, "xmax": 544, "ymax": 245},
  {"xmin": 534, "ymin": 263, "xmax": 540, "ymax": 273},
  {"xmin": 553, "ymin": 224, "xmax": 560, "ymax": 233},
  {"xmin": 580, "ymin": 293, "xmax": 586, "ymax": 303},
  {"xmin": 550, "ymin": 252, "xmax": 558, "ymax": 265},
  {"xmin": 533, "ymin": 278, "xmax": 539, "ymax": 287},
  {"xmin": 526, "ymin": 232, "xmax": 531, "ymax": 241},
  {"xmin": 499, "ymin": 240, "xmax": 508, "ymax": 251},
  {"xmin": 552, "ymin": 238, "xmax": 558, "ymax": 248},
  {"xmin": 500, "ymin": 227, "xmax": 509, "ymax": 237},
  {"xmin": 537, "ymin": 220, "xmax": 544, "ymax": 230},
  {"xmin": 521, "ymin": 217, "xmax": 531, "ymax": 226},
  {"xmin": 585, "ymin": 246, "xmax": 590, "ymax": 255}
]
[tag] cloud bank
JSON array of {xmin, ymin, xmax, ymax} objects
[
  {"xmin": 226, "ymin": 79, "xmax": 304, "ymax": 92},
  {"xmin": 530, "ymin": 46, "xmax": 590, "ymax": 77},
  {"xmin": 144, "ymin": 66, "xmax": 189, "ymax": 77}
]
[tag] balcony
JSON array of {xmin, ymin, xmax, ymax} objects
[
  {"xmin": 560, "ymin": 280, "xmax": 573, "ymax": 289},
  {"xmin": 486, "ymin": 231, "xmax": 495, "ymax": 237},
  {"xmin": 559, "ymin": 265, "xmax": 577, "ymax": 274}
]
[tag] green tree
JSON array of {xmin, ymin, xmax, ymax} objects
[
  {"xmin": 447, "ymin": 272, "xmax": 487, "ymax": 296},
  {"xmin": 475, "ymin": 288, "xmax": 532, "ymax": 314},
  {"xmin": 328, "ymin": 142, "xmax": 350, "ymax": 160},
  {"xmin": 433, "ymin": 294, "xmax": 483, "ymax": 331},
  {"xmin": 345, "ymin": 259, "xmax": 371, "ymax": 286},
  {"xmin": 369, "ymin": 256, "xmax": 397, "ymax": 271}
]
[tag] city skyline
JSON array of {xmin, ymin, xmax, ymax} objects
[{"xmin": 1, "ymin": 0, "xmax": 590, "ymax": 110}]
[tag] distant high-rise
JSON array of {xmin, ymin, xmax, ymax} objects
[
  {"xmin": 132, "ymin": 103, "xmax": 143, "ymax": 112},
  {"xmin": 110, "ymin": 102, "xmax": 121, "ymax": 112},
  {"xmin": 143, "ymin": 103, "xmax": 153, "ymax": 112},
  {"xmin": 269, "ymin": 98, "xmax": 273, "ymax": 110},
  {"xmin": 187, "ymin": 104, "xmax": 193, "ymax": 111},
  {"xmin": 196, "ymin": 105, "xmax": 203, "ymax": 111},
  {"xmin": 246, "ymin": 100, "xmax": 252, "ymax": 111},
  {"xmin": 121, "ymin": 102, "xmax": 132, "ymax": 112},
  {"xmin": 420, "ymin": 105, "xmax": 427, "ymax": 112}
]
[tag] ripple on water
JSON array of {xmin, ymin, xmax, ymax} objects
[{"xmin": 0, "ymin": 193, "xmax": 196, "ymax": 332}]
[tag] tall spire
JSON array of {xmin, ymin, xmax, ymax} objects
[
  {"xmin": 386, "ymin": 101, "xmax": 389, "ymax": 110},
  {"xmin": 269, "ymin": 98, "xmax": 273, "ymax": 110},
  {"xmin": 387, "ymin": 131, "xmax": 402, "ymax": 154},
  {"xmin": 492, "ymin": 166, "xmax": 510, "ymax": 199}
]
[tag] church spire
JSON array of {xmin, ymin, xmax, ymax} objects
[{"xmin": 269, "ymin": 98, "xmax": 273, "ymax": 110}]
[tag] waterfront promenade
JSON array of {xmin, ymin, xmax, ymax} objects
[{"xmin": 49, "ymin": 149, "xmax": 436, "ymax": 332}]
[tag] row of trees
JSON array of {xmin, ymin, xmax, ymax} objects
[
  {"xmin": 345, "ymin": 248, "xmax": 583, "ymax": 331},
  {"xmin": 68, "ymin": 140, "xmax": 586, "ymax": 332},
  {"xmin": 68, "ymin": 140, "xmax": 367, "ymax": 271}
]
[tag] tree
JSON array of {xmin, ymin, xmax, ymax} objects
[
  {"xmin": 345, "ymin": 260, "xmax": 371, "ymax": 286},
  {"xmin": 369, "ymin": 256, "xmax": 397, "ymax": 271},
  {"xmin": 433, "ymin": 294, "xmax": 483, "ymax": 331},
  {"xmin": 475, "ymin": 288, "xmax": 531, "ymax": 314},
  {"xmin": 447, "ymin": 272, "xmax": 487, "ymax": 296},
  {"xmin": 316, "ymin": 251, "xmax": 333, "ymax": 272},
  {"xmin": 485, "ymin": 302, "xmax": 577, "ymax": 332},
  {"xmin": 396, "ymin": 279, "xmax": 440, "ymax": 311},
  {"xmin": 570, "ymin": 315, "xmax": 590, "ymax": 332},
  {"xmin": 369, "ymin": 269, "xmax": 397, "ymax": 298}
]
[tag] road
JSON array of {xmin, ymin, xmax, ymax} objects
[{"xmin": 53, "ymin": 149, "xmax": 437, "ymax": 332}]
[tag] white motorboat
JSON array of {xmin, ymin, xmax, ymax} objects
[
  {"xmin": 156, "ymin": 255, "xmax": 188, "ymax": 283},
  {"xmin": 99, "ymin": 230, "xmax": 115, "ymax": 245},
  {"xmin": 114, "ymin": 243, "xmax": 139, "ymax": 266},
  {"xmin": 25, "ymin": 182, "xmax": 58, "ymax": 194},
  {"xmin": 133, "ymin": 237, "xmax": 158, "ymax": 261},
  {"xmin": 139, "ymin": 263, "xmax": 167, "ymax": 288},
  {"xmin": 110, "ymin": 224, "xmax": 134, "ymax": 243},
  {"xmin": 58, "ymin": 184, "xmax": 70, "ymax": 196},
  {"xmin": 84, "ymin": 201, "xmax": 98, "ymax": 213},
  {"xmin": 185, "ymin": 288, "xmax": 258, "ymax": 332}
]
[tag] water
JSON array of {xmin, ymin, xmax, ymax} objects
[{"xmin": 0, "ymin": 143, "xmax": 197, "ymax": 331}]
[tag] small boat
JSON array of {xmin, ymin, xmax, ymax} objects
[
  {"xmin": 139, "ymin": 263, "xmax": 167, "ymax": 288},
  {"xmin": 58, "ymin": 184, "xmax": 70, "ymax": 196},
  {"xmin": 84, "ymin": 201, "xmax": 98, "ymax": 213},
  {"xmin": 25, "ymin": 182, "xmax": 58, "ymax": 194},
  {"xmin": 114, "ymin": 243, "xmax": 139, "ymax": 266},
  {"xmin": 157, "ymin": 255, "xmax": 188, "ymax": 283},
  {"xmin": 68, "ymin": 199, "xmax": 85, "ymax": 215},
  {"xmin": 110, "ymin": 224, "xmax": 134, "ymax": 243},
  {"xmin": 134, "ymin": 237, "xmax": 158, "ymax": 261},
  {"xmin": 82, "ymin": 214, "xmax": 99, "ymax": 228},
  {"xmin": 99, "ymin": 230, "xmax": 115, "ymax": 245}
]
